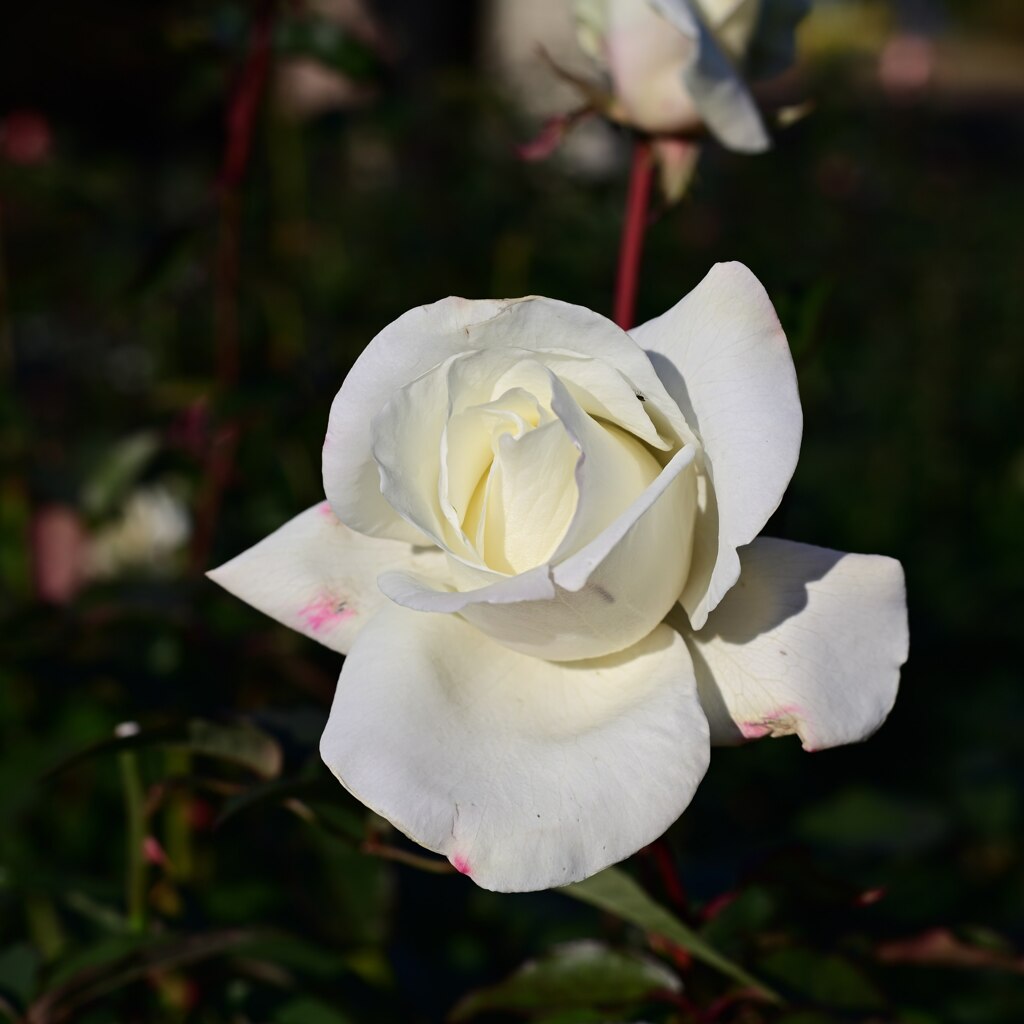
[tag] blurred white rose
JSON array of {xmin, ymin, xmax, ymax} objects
[
  {"xmin": 575, "ymin": 0, "xmax": 809, "ymax": 150},
  {"xmin": 85, "ymin": 485, "xmax": 190, "ymax": 580}
]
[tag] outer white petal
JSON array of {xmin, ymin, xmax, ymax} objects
[
  {"xmin": 324, "ymin": 299, "xmax": 506, "ymax": 545},
  {"xmin": 602, "ymin": 0, "xmax": 702, "ymax": 134},
  {"xmin": 320, "ymin": 604, "xmax": 710, "ymax": 892},
  {"xmin": 650, "ymin": 0, "xmax": 770, "ymax": 151},
  {"xmin": 684, "ymin": 538, "xmax": 908, "ymax": 750},
  {"xmin": 323, "ymin": 296, "xmax": 689, "ymax": 542},
  {"xmin": 206, "ymin": 503, "xmax": 447, "ymax": 655},
  {"xmin": 378, "ymin": 445, "xmax": 697, "ymax": 661},
  {"xmin": 631, "ymin": 262, "xmax": 802, "ymax": 628}
]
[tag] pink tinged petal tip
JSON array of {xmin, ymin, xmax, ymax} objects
[
  {"xmin": 299, "ymin": 593, "xmax": 355, "ymax": 632},
  {"xmin": 739, "ymin": 705, "xmax": 804, "ymax": 742},
  {"xmin": 317, "ymin": 500, "xmax": 335, "ymax": 518},
  {"xmin": 451, "ymin": 854, "xmax": 472, "ymax": 876}
]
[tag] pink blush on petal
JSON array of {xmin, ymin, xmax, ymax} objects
[
  {"xmin": 451, "ymin": 854, "xmax": 471, "ymax": 876},
  {"xmin": 739, "ymin": 705, "xmax": 804, "ymax": 741},
  {"xmin": 299, "ymin": 593, "xmax": 354, "ymax": 632}
]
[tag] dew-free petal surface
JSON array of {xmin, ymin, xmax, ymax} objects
[
  {"xmin": 324, "ymin": 296, "xmax": 688, "ymax": 542},
  {"xmin": 684, "ymin": 537, "xmax": 908, "ymax": 750},
  {"xmin": 652, "ymin": 0, "xmax": 770, "ymax": 151},
  {"xmin": 320, "ymin": 605, "xmax": 710, "ymax": 891},
  {"xmin": 632, "ymin": 262, "xmax": 802, "ymax": 628},
  {"xmin": 207, "ymin": 502, "xmax": 446, "ymax": 655},
  {"xmin": 379, "ymin": 445, "xmax": 696, "ymax": 660}
]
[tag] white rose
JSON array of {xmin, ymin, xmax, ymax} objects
[
  {"xmin": 575, "ymin": 0, "xmax": 808, "ymax": 150},
  {"xmin": 209, "ymin": 263, "xmax": 908, "ymax": 892}
]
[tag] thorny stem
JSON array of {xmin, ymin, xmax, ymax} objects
[{"xmin": 613, "ymin": 137, "xmax": 654, "ymax": 331}]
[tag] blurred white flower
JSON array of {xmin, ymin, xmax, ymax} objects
[
  {"xmin": 84, "ymin": 485, "xmax": 190, "ymax": 581},
  {"xmin": 485, "ymin": 0, "xmax": 809, "ymax": 197}
]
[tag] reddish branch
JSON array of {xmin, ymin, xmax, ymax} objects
[
  {"xmin": 647, "ymin": 838, "xmax": 689, "ymax": 912},
  {"xmin": 612, "ymin": 138, "xmax": 654, "ymax": 331},
  {"xmin": 190, "ymin": 5, "xmax": 275, "ymax": 575}
]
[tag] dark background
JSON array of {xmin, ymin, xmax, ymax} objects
[{"xmin": 1, "ymin": 1, "xmax": 1023, "ymax": 1021}]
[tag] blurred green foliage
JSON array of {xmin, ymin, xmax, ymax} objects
[{"xmin": 1, "ymin": 1, "xmax": 1024, "ymax": 1022}]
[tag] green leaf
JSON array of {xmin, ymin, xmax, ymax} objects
[
  {"xmin": 561, "ymin": 867, "xmax": 780, "ymax": 1002},
  {"xmin": 274, "ymin": 16, "xmax": 380, "ymax": 80},
  {"xmin": 238, "ymin": 936, "xmax": 353, "ymax": 982},
  {"xmin": 797, "ymin": 789, "xmax": 947, "ymax": 856},
  {"xmin": 701, "ymin": 887, "xmax": 776, "ymax": 956},
  {"xmin": 760, "ymin": 948, "xmax": 885, "ymax": 1011},
  {"xmin": 0, "ymin": 943, "xmax": 40, "ymax": 1008},
  {"xmin": 449, "ymin": 941, "xmax": 679, "ymax": 1021},
  {"xmin": 216, "ymin": 776, "xmax": 324, "ymax": 827},
  {"xmin": 275, "ymin": 996, "xmax": 354, "ymax": 1024},
  {"xmin": 80, "ymin": 432, "xmax": 160, "ymax": 519},
  {"xmin": 45, "ymin": 718, "xmax": 282, "ymax": 782},
  {"xmin": 531, "ymin": 1012, "xmax": 616, "ymax": 1024},
  {"xmin": 62, "ymin": 891, "xmax": 129, "ymax": 934},
  {"xmin": 27, "ymin": 930, "xmax": 261, "ymax": 1024},
  {"xmin": 182, "ymin": 719, "xmax": 282, "ymax": 779},
  {"xmin": 775, "ymin": 1014, "xmax": 835, "ymax": 1024}
]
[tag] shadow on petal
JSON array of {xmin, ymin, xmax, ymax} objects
[{"xmin": 695, "ymin": 542, "xmax": 843, "ymax": 642}]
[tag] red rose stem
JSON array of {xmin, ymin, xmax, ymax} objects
[
  {"xmin": 613, "ymin": 137, "xmax": 654, "ymax": 331},
  {"xmin": 191, "ymin": 4, "xmax": 274, "ymax": 575}
]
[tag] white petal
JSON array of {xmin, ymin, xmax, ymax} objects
[
  {"xmin": 545, "ymin": 367, "xmax": 665, "ymax": 563},
  {"xmin": 379, "ymin": 445, "xmax": 697, "ymax": 661},
  {"xmin": 684, "ymin": 538, "xmax": 908, "ymax": 750},
  {"xmin": 376, "ymin": 562, "xmax": 555, "ymax": 614},
  {"xmin": 646, "ymin": 0, "xmax": 700, "ymax": 36},
  {"xmin": 483, "ymin": 420, "xmax": 581, "ymax": 573},
  {"xmin": 537, "ymin": 351, "xmax": 673, "ymax": 452},
  {"xmin": 650, "ymin": 0, "xmax": 770, "ymax": 151},
  {"xmin": 631, "ymin": 262, "xmax": 802, "ymax": 628},
  {"xmin": 602, "ymin": 0, "xmax": 703, "ymax": 135},
  {"xmin": 371, "ymin": 354, "xmax": 456, "ymax": 549},
  {"xmin": 206, "ymin": 503, "xmax": 447, "ymax": 655},
  {"xmin": 324, "ymin": 296, "xmax": 688, "ymax": 542},
  {"xmin": 320, "ymin": 604, "xmax": 710, "ymax": 891}
]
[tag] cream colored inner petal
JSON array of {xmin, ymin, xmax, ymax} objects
[
  {"xmin": 442, "ymin": 388, "xmax": 544, "ymax": 532},
  {"xmin": 442, "ymin": 385, "xmax": 580, "ymax": 574},
  {"xmin": 482, "ymin": 421, "xmax": 581, "ymax": 573},
  {"xmin": 540, "ymin": 350, "xmax": 674, "ymax": 452},
  {"xmin": 552, "ymin": 420, "xmax": 663, "ymax": 562},
  {"xmin": 375, "ymin": 344, "xmax": 691, "ymax": 591}
]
